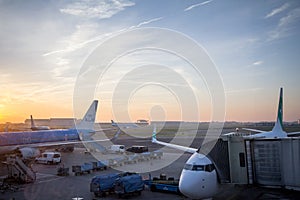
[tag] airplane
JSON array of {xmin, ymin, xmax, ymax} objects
[
  {"xmin": 30, "ymin": 115, "xmax": 50, "ymax": 131},
  {"xmin": 0, "ymin": 100, "xmax": 113, "ymax": 159},
  {"xmin": 224, "ymin": 88, "xmax": 300, "ymax": 138},
  {"xmin": 111, "ymin": 119, "xmax": 149, "ymax": 129},
  {"xmin": 151, "ymin": 126, "xmax": 218, "ymax": 199}
]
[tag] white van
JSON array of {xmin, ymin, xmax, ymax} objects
[
  {"xmin": 35, "ymin": 152, "xmax": 61, "ymax": 164},
  {"xmin": 109, "ymin": 145, "xmax": 125, "ymax": 153}
]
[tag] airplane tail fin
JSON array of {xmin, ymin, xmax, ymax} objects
[
  {"xmin": 272, "ymin": 87, "xmax": 284, "ymax": 132},
  {"xmin": 111, "ymin": 128, "xmax": 121, "ymax": 142},
  {"xmin": 74, "ymin": 100, "xmax": 98, "ymax": 131},
  {"xmin": 152, "ymin": 124, "xmax": 157, "ymax": 143},
  {"xmin": 111, "ymin": 120, "xmax": 117, "ymax": 127},
  {"xmin": 30, "ymin": 115, "xmax": 35, "ymax": 128}
]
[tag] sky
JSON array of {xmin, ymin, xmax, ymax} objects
[{"xmin": 0, "ymin": 0, "xmax": 300, "ymax": 123}]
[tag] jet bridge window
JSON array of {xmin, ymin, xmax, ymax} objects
[{"xmin": 239, "ymin": 152, "xmax": 246, "ymax": 167}]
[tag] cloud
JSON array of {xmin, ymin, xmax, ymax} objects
[
  {"xmin": 60, "ymin": 0, "xmax": 135, "ymax": 19},
  {"xmin": 268, "ymin": 8, "xmax": 300, "ymax": 41},
  {"xmin": 265, "ymin": 3, "xmax": 289, "ymax": 19},
  {"xmin": 135, "ymin": 17, "xmax": 163, "ymax": 28},
  {"xmin": 43, "ymin": 17, "xmax": 163, "ymax": 57},
  {"xmin": 253, "ymin": 60, "xmax": 263, "ymax": 66},
  {"xmin": 184, "ymin": 0, "xmax": 213, "ymax": 12},
  {"xmin": 278, "ymin": 7, "xmax": 300, "ymax": 27}
]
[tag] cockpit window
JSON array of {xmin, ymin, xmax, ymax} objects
[
  {"xmin": 184, "ymin": 163, "xmax": 215, "ymax": 172},
  {"xmin": 205, "ymin": 164, "xmax": 215, "ymax": 172},
  {"xmin": 184, "ymin": 164, "xmax": 193, "ymax": 170}
]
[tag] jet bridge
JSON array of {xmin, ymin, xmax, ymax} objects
[
  {"xmin": 3, "ymin": 156, "xmax": 36, "ymax": 183},
  {"xmin": 224, "ymin": 136, "xmax": 300, "ymax": 190}
]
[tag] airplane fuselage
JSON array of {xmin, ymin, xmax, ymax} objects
[{"xmin": 0, "ymin": 129, "xmax": 80, "ymax": 154}]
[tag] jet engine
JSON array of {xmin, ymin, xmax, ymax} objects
[{"xmin": 17, "ymin": 147, "xmax": 40, "ymax": 159}]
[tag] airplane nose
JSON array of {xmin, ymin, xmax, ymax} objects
[{"xmin": 179, "ymin": 170, "xmax": 200, "ymax": 199}]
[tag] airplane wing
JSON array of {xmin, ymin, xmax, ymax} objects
[
  {"xmin": 242, "ymin": 128, "xmax": 265, "ymax": 133},
  {"xmin": 17, "ymin": 138, "xmax": 112, "ymax": 149},
  {"xmin": 223, "ymin": 132, "xmax": 237, "ymax": 136},
  {"xmin": 151, "ymin": 125, "xmax": 197, "ymax": 154},
  {"xmin": 15, "ymin": 128, "xmax": 119, "ymax": 150},
  {"xmin": 287, "ymin": 131, "xmax": 300, "ymax": 136}
]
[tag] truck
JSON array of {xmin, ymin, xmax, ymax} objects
[
  {"xmin": 144, "ymin": 174, "xmax": 180, "ymax": 194},
  {"xmin": 35, "ymin": 152, "xmax": 61, "ymax": 164},
  {"xmin": 114, "ymin": 174, "xmax": 144, "ymax": 198},
  {"xmin": 90, "ymin": 173, "xmax": 120, "ymax": 197},
  {"xmin": 90, "ymin": 172, "xmax": 143, "ymax": 198}
]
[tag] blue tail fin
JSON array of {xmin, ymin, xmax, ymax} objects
[{"xmin": 75, "ymin": 100, "xmax": 98, "ymax": 130}]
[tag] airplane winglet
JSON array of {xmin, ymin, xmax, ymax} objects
[{"xmin": 152, "ymin": 124, "xmax": 157, "ymax": 143}]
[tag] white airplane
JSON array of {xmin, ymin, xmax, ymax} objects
[
  {"xmin": 151, "ymin": 126, "xmax": 218, "ymax": 199},
  {"xmin": 30, "ymin": 115, "xmax": 50, "ymax": 131},
  {"xmin": 224, "ymin": 88, "xmax": 300, "ymax": 138},
  {"xmin": 0, "ymin": 100, "xmax": 114, "ymax": 159},
  {"xmin": 111, "ymin": 119, "xmax": 149, "ymax": 129}
]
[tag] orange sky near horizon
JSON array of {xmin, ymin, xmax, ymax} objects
[{"xmin": 0, "ymin": 92, "xmax": 299, "ymax": 124}]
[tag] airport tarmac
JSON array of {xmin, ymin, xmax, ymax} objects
[{"xmin": 1, "ymin": 127, "xmax": 300, "ymax": 200}]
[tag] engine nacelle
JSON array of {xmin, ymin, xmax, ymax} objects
[{"xmin": 18, "ymin": 147, "xmax": 40, "ymax": 159}]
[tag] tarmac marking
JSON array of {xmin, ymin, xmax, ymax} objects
[{"xmin": 36, "ymin": 176, "xmax": 64, "ymax": 184}]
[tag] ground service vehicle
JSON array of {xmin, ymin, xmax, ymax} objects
[
  {"xmin": 114, "ymin": 174, "xmax": 144, "ymax": 198},
  {"xmin": 109, "ymin": 145, "xmax": 125, "ymax": 153},
  {"xmin": 72, "ymin": 163, "xmax": 93, "ymax": 176},
  {"xmin": 35, "ymin": 152, "xmax": 61, "ymax": 164},
  {"xmin": 126, "ymin": 145, "xmax": 148, "ymax": 153},
  {"xmin": 90, "ymin": 172, "xmax": 143, "ymax": 197},
  {"xmin": 90, "ymin": 173, "xmax": 120, "ymax": 197},
  {"xmin": 144, "ymin": 174, "xmax": 180, "ymax": 194}
]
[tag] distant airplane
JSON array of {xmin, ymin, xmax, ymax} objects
[
  {"xmin": 0, "ymin": 100, "xmax": 113, "ymax": 159},
  {"xmin": 111, "ymin": 119, "xmax": 149, "ymax": 129},
  {"xmin": 30, "ymin": 115, "xmax": 50, "ymax": 131},
  {"xmin": 151, "ymin": 125, "xmax": 218, "ymax": 199},
  {"xmin": 224, "ymin": 88, "xmax": 300, "ymax": 138}
]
